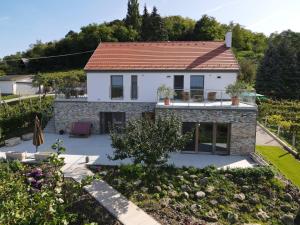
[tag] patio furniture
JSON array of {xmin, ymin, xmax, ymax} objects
[
  {"xmin": 181, "ymin": 91, "xmax": 190, "ymax": 101},
  {"xmin": 207, "ymin": 92, "xmax": 217, "ymax": 101},
  {"xmin": 35, "ymin": 151, "xmax": 54, "ymax": 161},
  {"xmin": 193, "ymin": 95, "xmax": 204, "ymax": 102},
  {"xmin": 6, "ymin": 151, "xmax": 27, "ymax": 161},
  {"xmin": 22, "ymin": 133, "xmax": 34, "ymax": 141},
  {"xmin": 70, "ymin": 122, "xmax": 92, "ymax": 137},
  {"xmin": 5, "ymin": 137, "xmax": 21, "ymax": 147}
]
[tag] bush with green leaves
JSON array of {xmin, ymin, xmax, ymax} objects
[
  {"xmin": 109, "ymin": 114, "xmax": 192, "ymax": 168},
  {"xmin": 0, "ymin": 96, "xmax": 54, "ymax": 143},
  {"xmin": 0, "ymin": 140, "xmax": 75, "ymax": 225}
]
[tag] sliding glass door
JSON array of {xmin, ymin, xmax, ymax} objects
[{"xmin": 182, "ymin": 122, "xmax": 230, "ymax": 154}]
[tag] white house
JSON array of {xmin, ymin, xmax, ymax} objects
[
  {"xmin": 0, "ymin": 75, "xmax": 40, "ymax": 96},
  {"xmin": 54, "ymin": 33, "xmax": 258, "ymax": 156}
]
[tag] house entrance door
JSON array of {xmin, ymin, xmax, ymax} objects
[{"xmin": 100, "ymin": 112, "xmax": 126, "ymax": 134}]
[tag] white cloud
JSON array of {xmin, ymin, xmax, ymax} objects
[{"xmin": 203, "ymin": 0, "xmax": 241, "ymax": 14}]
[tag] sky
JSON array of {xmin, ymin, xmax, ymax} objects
[{"xmin": 0, "ymin": 0, "xmax": 299, "ymax": 58}]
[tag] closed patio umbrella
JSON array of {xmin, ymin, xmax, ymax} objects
[{"xmin": 33, "ymin": 115, "xmax": 44, "ymax": 152}]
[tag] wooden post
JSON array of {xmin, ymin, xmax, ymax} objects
[{"xmin": 195, "ymin": 123, "xmax": 199, "ymax": 152}]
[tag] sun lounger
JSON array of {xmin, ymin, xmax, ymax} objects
[
  {"xmin": 6, "ymin": 151, "xmax": 27, "ymax": 161},
  {"xmin": 5, "ymin": 137, "xmax": 21, "ymax": 147},
  {"xmin": 70, "ymin": 122, "xmax": 92, "ymax": 137},
  {"xmin": 34, "ymin": 151, "xmax": 54, "ymax": 161}
]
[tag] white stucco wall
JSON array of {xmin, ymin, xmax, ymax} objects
[
  {"xmin": 87, "ymin": 72, "xmax": 237, "ymax": 102},
  {"xmin": 15, "ymin": 83, "xmax": 39, "ymax": 95},
  {"xmin": 0, "ymin": 81, "xmax": 15, "ymax": 94}
]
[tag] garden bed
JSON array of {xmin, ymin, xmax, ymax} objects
[{"xmin": 92, "ymin": 164, "xmax": 300, "ymax": 225}]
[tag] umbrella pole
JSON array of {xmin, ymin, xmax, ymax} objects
[{"xmin": 36, "ymin": 146, "xmax": 38, "ymax": 153}]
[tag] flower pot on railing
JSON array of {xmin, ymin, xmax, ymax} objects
[
  {"xmin": 157, "ymin": 85, "xmax": 176, "ymax": 106},
  {"xmin": 225, "ymin": 81, "xmax": 248, "ymax": 106},
  {"xmin": 231, "ymin": 96, "xmax": 240, "ymax": 106},
  {"xmin": 164, "ymin": 98, "xmax": 171, "ymax": 105}
]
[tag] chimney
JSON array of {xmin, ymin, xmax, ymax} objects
[{"xmin": 225, "ymin": 32, "xmax": 232, "ymax": 48}]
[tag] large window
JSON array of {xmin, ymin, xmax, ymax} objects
[
  {"xmin": 111, "ymin": 75, "xmax": 123, "ymax": 99},
  {"xmin": 174, "ymin": 75, "xmax": 184, "ymax": 100},
  {"xmin": 131, "ymin": 75, "xmax": 138, "ymax": 99},
  {"xmin": 190, "ymin": 75, "xmax": 204, "ymax": 101}
]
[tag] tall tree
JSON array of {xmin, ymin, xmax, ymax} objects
[
  {"xmin": 140, "ymin": 5, "xmax": 151, "ymax": 41},
  {"xmin": 125, "ymin": 0, "xmax": 141, "ymax": 31},
  {"xmin": 164, "ymin": 16, "xmax": 195, "ymax": 41},
  {"xmin": 193, "ymin": 15, "xmax": 225, "ymax": 41},
  {"xmin": 149, "ymin": 7, "xmax": 168, "ymax": 41},
  {"xmin": 256, "ymin": 30, "xmax": 300, "ymax": 99}
]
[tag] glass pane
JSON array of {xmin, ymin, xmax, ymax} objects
[
  {"xmin": 216, "ymin": 123, "xmax": 229, "ymax": 154},
  {"xmin": 131, "ymin": 75, "xmax": 138, "ymax": 99},
  {"xmin": 190, "ymin": 75, "xmax": 204, "ymax": 89},
  {"xmin": 198, "ymin": 123, "xmax": 213, "ymax": 152},
  {"xmin": 111, "ymin": 76, "xmax": 123, "ymax": 98},
  {"xmin": 174, "ymin": 76, "xmax": 184, "ymax": 89},
  {"xmin": 182, "ymin": 122, "xmax": 195, "ymax": 151}
]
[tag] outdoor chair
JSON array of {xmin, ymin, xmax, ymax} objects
[{"xmin": 70, "ymin": 122, "xmax": 92, "ymax": 137}]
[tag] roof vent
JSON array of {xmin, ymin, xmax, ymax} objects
[{"xmin": 225, "ymin": 32, "xmax": 232, "ymax": 48}]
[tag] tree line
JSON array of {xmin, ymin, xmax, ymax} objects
[{"xmin": 0, "ymin": 0, "xmax": 267, "ymax": 79}]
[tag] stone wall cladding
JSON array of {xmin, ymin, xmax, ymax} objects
[
  {"xmin": 54, "ymin": 100, "xmax": 155, "ymax": 133},
  {"xmin": 155, "ymin": 107, "xmax": 257, "ymax": 155}
]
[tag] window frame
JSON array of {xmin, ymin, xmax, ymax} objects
[
  {"xmin": 131, "ymin": 75, "xmax": 138, "ymax": 100},
  {"xmin": 110, "ymin": 75, "xmax": 124, "ymax": 100}
]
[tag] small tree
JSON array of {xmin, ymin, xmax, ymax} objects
[{"xmin": 109, "ymin": 114, "xmax": 192, "ymax": 169}]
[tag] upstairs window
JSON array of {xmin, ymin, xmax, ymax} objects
[
  {"xmin": 111, "ymin": 75, "xmax": 123, "ymax": 99},
  {"xmin": 131, "ymin": 75, "xmax": 138, "ymax": 99}
]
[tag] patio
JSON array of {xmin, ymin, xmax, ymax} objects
[{"xmin": 0, "ymin": 133, "xmax": 256, "ymax": 169}]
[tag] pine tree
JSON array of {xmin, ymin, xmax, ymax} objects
[
  {"xmin": 125, "ymin": 0, "xmax": 141, "ymax": 31},
  {"xmin": 149, "ymin": 7, "xmax": 168, "ymax": 41},
  {"xmin": 141, "ymin": 5, "xmax": 151, "ymax": 41}
]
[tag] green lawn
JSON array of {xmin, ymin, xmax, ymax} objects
[{"xmin": 256, "ymin": 145, "xmax": 300, "ymax": 188}]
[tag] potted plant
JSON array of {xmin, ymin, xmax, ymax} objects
[
  {"xmin": 225, "ymin": 81, "xmax": 247, "ymax": 105},
  {"xmin": 157, "ymin": 85, "xmax": 176, "ymax": 105}
]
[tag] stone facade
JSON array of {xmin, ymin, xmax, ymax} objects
[
  {"xmin": 155, "ymin": 106, "xmax": 257, "ymax": 155},
  {"xmin": 54, "ymin": 100, "xmax": 257, "ymax": 155},
  {"xmin": 54, "ymin": 100, "xmax": 155, "ymax": 133}
]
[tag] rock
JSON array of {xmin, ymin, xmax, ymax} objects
[
  {"xmin": 234, "ymin": 193, "xmax": 246, "ymax": 202},
  {"xmin": 169, "ymin": 190, "xmax": 177, "ymax": 198},
  {"xmin": 191, "ymin": 204, "xmax": 198, "ymax": 212},
  {"xmin": 280, "ymin": 214, "xmax": 295, "ymax": 225},
  {"xmin": 5, "ymin": 137, "xmax": 21, "ymax": 147},
  {"xmin": 181, "ymin": 184, "xmax": 188, "ymax": 191},
  {"xmin": 193, "ymin": 182, "xmax": 200, "ymax": 188},
  {"xmin": 189, "ymin": 175, "xmax": 198, "ymax": 179},
  {"xmin": 242, "ymin": 185, "xmax": 250, "ymax": 191},
  {"xmin": 160, "ymin": 198, "xmax": 171, "ymax": 208},
  {"xmin": 176, "ymin": 175, "xmax": 184, "ymax": 181},
  {"xmin": 256, "ymin": 209, "xmax": 270, "ymax": 221},
  {"xmin": 154, "ymin": 186, "xmax": 162, "ymax": 192},
  {"xmin": 206, "ymin": 185, "xmax": 215, "ymax": 193},
  {"xmin": 168, "ymin": 184, "xmax": 174, "ymax": 189},
  {"xmin": 209, "ymin": 200, "xmax": 218, "ymax": 206},
  {"xmin": 284, "ymin": 193, "xmax": 293, "ymax": 202},
  {"xmin": 218, "ymin": 195, "xmax": 229, "ymax": 204},
  {"xmin": 227, "ymin": 212, "xmax": 239, "ymax": 224},
  {"xmin": 195, "ymin": 191, "xmax": 206, "ymax": 199},
  {"xmin": 136, "ymin": 193, "xmax": 145, "ymax": 201},
  {"xmin": 99, "ymin": 171, "xmax": 108, "ymax": 176},
  {"xmin": 204, "ymin": 210, "xmax": 218, "ymax": 222},
  {"xmin": 141, "ymin": 187, "xmax": 148, "ymax": 193},
  {"xmin": 199, "ymin": 177, "xmax": 209, "ymax": 185},
  {"xmin": 182, "ymin": 192, "xmax": 189, "ymax": 199},
  {"xmin": 183, "ymin": 171, "xmax": 189, "ymax": 175},
  {"xmin": 133, "ymin": 180, "xmax": 142, "ymax": 186},
  {"xmin": 21, "ymin": 133, "xmax": 33, "ymax": 141},
  {"xmin": 249, "ymin": 194, "xmax": 260, "ymax": 205},
  {"xmin": 281, "ymin": 204, "xmax": 292, "ymax": 213}
]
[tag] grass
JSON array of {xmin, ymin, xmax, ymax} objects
[{"xmin": 256, "ymin": 145, "xmax": 300, "ymax": 188}]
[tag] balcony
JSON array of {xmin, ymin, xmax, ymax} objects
[
  {"xmin": 156, "ymin": 89, "xmax": 257, "ymax": 109},
  {"xmin": 54, "ymin": 87, "xmax": 87, "ymax": 102}
]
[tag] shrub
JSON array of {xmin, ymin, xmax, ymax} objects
[{"xmin": 109, "ymin": 113, "xmax": 192, "ymax": 169}]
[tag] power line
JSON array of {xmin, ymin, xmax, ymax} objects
[{"xmin": 0, "ymin": 49, "xmax": 96, "ymax": 63}]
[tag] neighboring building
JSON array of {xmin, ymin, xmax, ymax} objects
[
  {"xmin": 0, "ymin": 75, "xmax": 40, "ymax": 95},
  {"xmin": 54, "ymin": 32, "xmax": 258, "ymax": 155}
]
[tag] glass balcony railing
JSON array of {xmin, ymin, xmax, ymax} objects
[{"xmin": 157, "ymin": 89, "xmax": 257, "ymax": 107}]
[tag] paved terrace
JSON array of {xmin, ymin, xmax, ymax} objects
[{"xmin": 0, "ymin": 133, "xmax": 255, "ymax": 169}]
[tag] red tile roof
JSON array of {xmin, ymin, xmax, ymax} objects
[{"xmin": 84, "ymin": 41, "xmax": 239, "ymax": 72}]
